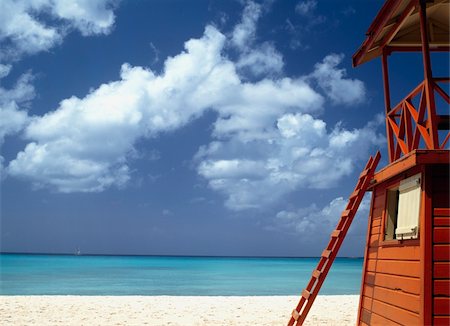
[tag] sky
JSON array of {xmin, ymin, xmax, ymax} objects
[{"xmin": 1, "ymin": 0, "xmax": 447, "ymax": 257}]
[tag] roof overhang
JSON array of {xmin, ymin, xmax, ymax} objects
[{"xmin": 353, "ymin": 0, "xmax": 450, "ymax": 67}]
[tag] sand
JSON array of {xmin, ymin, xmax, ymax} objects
[{"xmin": 0, "ymin": 295, "xmax": 359, "ymax": 325}]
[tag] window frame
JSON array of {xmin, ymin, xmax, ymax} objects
[{"xmin": 381, "ymin": 173, "xmax": 423, "ymax": 245}]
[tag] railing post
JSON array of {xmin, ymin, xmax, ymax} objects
[
  {"xmin": 419, "ymin": 0, "xmax": 438, "ymax": 148},
  {"xmin": 382, "ymin": 49, "xmax": 395, "ymax": 162}
]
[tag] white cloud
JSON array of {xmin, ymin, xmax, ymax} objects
[
  {"xmin": 0, "ymin": 65, "xmax": 34, "ymax": 175},
  {"xmin": 231, "ymin": 1, "xmax": 284, "ymax": 78},
  {"xmin": 50, "ymin": 0, "xmax": 116, "ymax": 36},
  {"xmin": 0, "ymin": 67, "xmax": 34, "ymax": 142},
  {"xmin": 0, "ymin": 64, "xmax": 12, "ymax": 78},
  {"xmin": 0, "ymin": 0, "xmax": 117, "ymax": 61},
  {"xmin": 231, "ymin": 1, "xmax": 261, "ymax": 50},
  {"xmin": 310, "ymin": 53, "xmax": 366, "ymax": 105},
  {"xmin": 6, "ymin": 26, "xmax": 225, "ymax": 191},
  {"xmin": 275, "ymin": 195, "xmax": 371, "ymax": 236},
  {"xmin": 295, "ymin": 0, "xmax": 317, "ymax": 16},
  {"xmin": 236, "ymin": 43, "xmax": 284, "ymax": 77},
  {"xmin": 5, "ymin": 3, "xmax": 381, "ymax": 212},
  {"xmin": 196, "ymin": 112, "xmax": 383, "ymax": 210}
]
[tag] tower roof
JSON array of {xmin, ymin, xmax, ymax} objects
[{"xmin": 353, "ymin": 0, "xmax": 449, "ymax": 67}]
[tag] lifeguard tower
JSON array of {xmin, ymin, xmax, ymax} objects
[{"xmin": 288, "ymin": 0, "xmax": 449, "ymax": 325}]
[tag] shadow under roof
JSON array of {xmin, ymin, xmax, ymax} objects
[{"xmin": 353, "ymin": 0, "xmax": 449, "ymax": 67}]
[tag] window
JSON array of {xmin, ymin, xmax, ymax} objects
[{"xmin": 384, "ymin": 174, "xmax": 421, "ymax": 240}]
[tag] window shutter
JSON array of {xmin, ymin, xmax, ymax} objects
[{"xmin": 395, "ymin": 174, "xmax": 421, "ymax": 240}]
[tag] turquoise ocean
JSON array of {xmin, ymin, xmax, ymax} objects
[{"xmin": 0, "ymin": 254, "xmax": 362, "ymax": 296}]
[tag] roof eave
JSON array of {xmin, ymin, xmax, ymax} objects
[{"xmin": 352, "ymin": 0, "xmax": 407, "ymax": 67}]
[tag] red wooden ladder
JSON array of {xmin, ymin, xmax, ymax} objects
[{"xmin": 288, "ymin": 151, "xmax": 381, "ymax": 326}]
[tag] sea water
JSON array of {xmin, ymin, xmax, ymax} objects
[{"xmin": 0, "ymin": 254, "xmax": 362, "ymax": 295}]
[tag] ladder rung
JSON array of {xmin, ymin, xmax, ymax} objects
[
  {"xmin": 349, "ymin": 189, "xmax": 360, "ymax": 199},
  {"xmin": 312, "ymin": 269, "xmax": 322, "ymax": 278},
  {"xmin": 302, "ymin": 289, "xmax": 311, "ymax": 299},
  {"xmin": 341, "ymin": 209, "xmax": 351, "ymax": 217},
  {"xmin": 287, "ymin": 152, "xmax": 380, "ymax": 326},
  {"xmin": 331, "ymin": 230, "xmax": 341, "ymax": 237}
]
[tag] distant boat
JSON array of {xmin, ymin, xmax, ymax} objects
[{"xmin": 75, "ymin": 247, "xmax": 81, "ymax": 256}]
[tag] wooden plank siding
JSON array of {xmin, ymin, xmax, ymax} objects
[
  {"xmin": 434, "ymin": 316, "xmax": 450, "ymax": 326},
  {"xmin": 434, "ymin": 262, "xmax": 450, "ymax": 278},
  {"xmin": 358, "ymin": 159, "xmax": 449, "ymax": 325},
  {"xmin": 359, "ymin": 180, "xmax": 422, "ymax": 325},
  {"xmin": 432, "ymin": 164, "xmax": 450, "ymax": 321},
  {"xmin": 371, "ymin": 299, "xmax": 420, "ymax": 325}
]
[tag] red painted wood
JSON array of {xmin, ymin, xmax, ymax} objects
[
  {"xmin": 372, "ymin": 218, "xmax": 381, "ymax": 228},
  {"xmin": 434, "ymin": 245, "xmax": 450, "ymax": 261},
  {"xmin": 434, "ymin": 297, "xmax": 450, "ymax": 315},
  {"xmin": 374, "ymin": 273, "xmax": 421, "ymax": 295},
  {"xmin": 434, "ymin": 228, "xmax": 450, "ymax": 244},
  {"xmin": 364, "ymin": 284, "xmax": 374, "ymax": 297},
  {"xmin": 370, "ymin": 312, "xmax": 402, "ymax": 326},
  {"xmin": 366, "ymin": 260, "xmax": 376, "ymax": 272},
  {"xmin": 360, "ymin": 308, "xmax": 372, "ymax": 325},
  {"xmin": 434, "ymin": 218, "xmax": 450, "ymax": 227},
  {"xmin": 290, "ymin": 153, "xmax": 380, "ymax": 326},
  {"xmin": 375, "ymin": 260, "xmax": 421, "ymax": 278},
  {"xmin": 376, "ymin": 245, "xmax": 421, "ymax": 260},
  {"xmin": 362, "ymin": 296, "xmax": 372, "ymax": 310},
  {"xmin": 373, "ymin": 192, "xmax": 386, "ymax": 210},
  {"xmin": 371, "ymin": 299, "xmax": 420, "ymax": 325},
  {"xmin": 369, "ymin": 234, "xmax": 380, "ymax": 247},
  {"xmin": 365, "ymin": 272, "xmax": 375, "ymax": 285},
  {"xmin": 422, "ymin": 165, "xmax": 433, "ymax": 326},
  {"xmin": 434, "ymin": 280, "xmax": 450, "ymax": 296},
  {"xmin": 434, "ymin": 262, "xmax": 450, "ymax": 279},
  {"xmin": 434, "ymin": 316, "xmax": 450, "ymax": 326},
  {"xmin": 373, "ymin": 286, "xmax": 420, "ymax": 313},
  {"xmin": 434, "ymin": 208, "xmax": 450, "ymax": 217}
]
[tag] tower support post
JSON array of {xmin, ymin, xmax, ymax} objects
[{"xmin": 419, "ymin": 0, "xmax": 438, "ymax": 148}]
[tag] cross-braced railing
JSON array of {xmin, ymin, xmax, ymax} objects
[{"xmin": 386, "ymin": 77, "xmax": 450, "ymax": 162}]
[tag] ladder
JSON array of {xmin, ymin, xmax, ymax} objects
[{"xmin": 288, "ymin": 152, "xmax": 381, "ymax": 326}]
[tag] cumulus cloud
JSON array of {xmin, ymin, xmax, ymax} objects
[
  {"xmin": 309, "ymin": 53, "xmax": 366, "ymax": 105},
  {"xmin": 235, "ymin": 43, "xmax": 284, "ymax": 78},
  {"xmin": 196, "ymin": 112, "xmax": 383, "ymax": 210},
  {"xmin": 231, "ymin": 1, "xmax": 284, "ymax": 78},
  {"xmin": 5, "ymin": 2, "xmax": 381, "ymax": 212},
  {"xmin": 7, "ymin": 26, "xmax": 230, "ymax": 192},
  {"xmin": 295, "ymin": 0, "xmax": 318, "ymax": 16},
  {"xmin": 0, "ymin": 64, "xmax": 34, "ymax": 175},
  {"xmin": 0, "ymin": 66, "xmax": 34, "ymax": 143},
  {"xmin": 231, "ymin": 1, "xmax": 261, "ymax": 50},
  {"xmin": 0, "ymin": 0, "xmax": 117, "ymax": 61},
  {"xmin": 275, "ymin": 195, "xmax": 371, "ymax": 236}
]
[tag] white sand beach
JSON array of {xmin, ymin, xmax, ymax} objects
[{"xmin": 0, "ymin": 295, "xmax": 358, "ymax": 325}]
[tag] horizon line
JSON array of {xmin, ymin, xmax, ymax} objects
[{"xmin": 0, "ymin": 252, "xmax": 363, "ymax": 259}]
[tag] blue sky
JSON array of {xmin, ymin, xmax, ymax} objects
[{"xmin": 1, "ymin": 0, "xmax": 442, "ymax": 257}]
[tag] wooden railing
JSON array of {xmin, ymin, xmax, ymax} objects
[{"xmin": 386, "ymin": 77, "xmax": 450, "ymax": 162}]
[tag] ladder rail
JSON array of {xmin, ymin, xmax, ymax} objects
[{"xmin": 288, "ymin": 152, "xmax": 381, "ymax": 326}]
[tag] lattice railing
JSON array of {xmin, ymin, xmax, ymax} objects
[{"xmin": 386, "ymin": 77, "xmax": 450, "ymax": 162}]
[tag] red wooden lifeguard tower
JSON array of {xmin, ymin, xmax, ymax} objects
[{"xmin": 288, "ymin": 0, "xmax": 449, "ymax": 325}]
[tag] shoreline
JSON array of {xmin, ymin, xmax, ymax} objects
[{"xmin": 1, "ymin": 295, "xmax": 359, "ymax": 325}]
